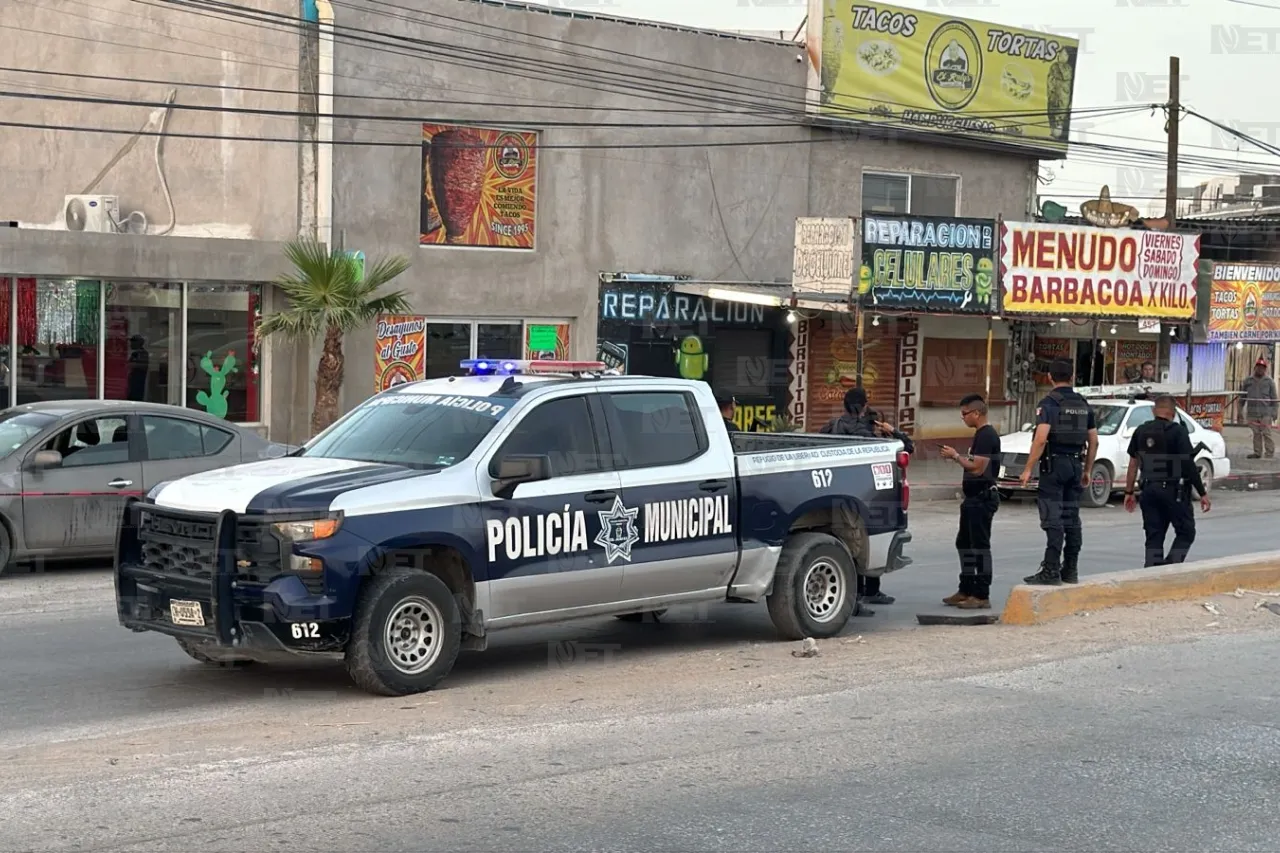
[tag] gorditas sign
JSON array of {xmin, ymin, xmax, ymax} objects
[{"xmin": 998, "ymin": 222, "xmax": 1200, "ymax": 320}]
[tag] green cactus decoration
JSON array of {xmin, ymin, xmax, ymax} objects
[{"xmin": 196, "ymin": 350, "xmax": 238, "ymax": 419}]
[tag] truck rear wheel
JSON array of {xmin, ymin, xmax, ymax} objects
[
  {"xmin": 766, "ymin": 532, "xmax": 856, "ymax": 641},
  {"xmin": 344, "ymin": 568, "xmax": 463, "ymax": 697}
]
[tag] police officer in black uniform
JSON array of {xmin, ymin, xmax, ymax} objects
[
  {"xmin": 1122, "ymin": 395, "xmax": 1212, "ymax": 566},
  {"xmin": 717, "ymin": 395, "xmax": 739, "ymax": 433},
  {"xmin": 1018, "ymin": 358, "xmax": 1099, "ymax": 586}
]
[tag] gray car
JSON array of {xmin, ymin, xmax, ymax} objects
[{"xmin": 0, "ymin": 400, "xmax": 290, "ymax": 575}]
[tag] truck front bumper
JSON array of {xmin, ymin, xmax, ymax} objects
[{"xmin": 114, "ymin": 499, "xmax": 353, "ymax": 663}]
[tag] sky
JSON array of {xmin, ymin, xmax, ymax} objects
[{"xmin": 526, "ymin": 0, "xmax": 1280, "ymax": 215}]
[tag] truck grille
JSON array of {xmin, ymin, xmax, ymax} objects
[
  {"xmin": 1003, "ymin": 453, "xmax": 1029, "ymax": 472},
  {"xmin": 137, "ymin": 507, "xmax": 289, "ymax": 586}
]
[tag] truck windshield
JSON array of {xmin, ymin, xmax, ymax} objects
[
  {"xmin": 0, "ymin": 410, "xmax": 58, "ymax": 457},
  {"xmin": 300, "ymin": 393, "xmax": 512, "ymax": 469},
  {"xmin": 1093, "ymin": 404, "xmax": 1125, "ymax": 435}
]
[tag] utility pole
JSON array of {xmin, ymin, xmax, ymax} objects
[{"xmin": 1165, "ymin": 56, "xmax": 1193, "ymax": 409}]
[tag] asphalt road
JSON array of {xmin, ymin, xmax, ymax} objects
[
  {"xmin": 2, "ymin": 491, "xmax": 1279, "ymax": 751},
  {"xmin": 2, "ymin": 620, "xmax": 1278, "ymax": 851}
]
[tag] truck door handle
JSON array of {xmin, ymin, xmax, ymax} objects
[
  {"xmin": 584, "ymin": 490, "xmax": 616, "ymax": 504},
  {"xmin": 699, "ymin": 479, "xmax": 729, "ymax": 492},
  {"xmin": 108, "ymin": 478, "xmax": 133, "ymax": 489}
]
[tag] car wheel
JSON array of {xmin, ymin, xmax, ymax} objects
[
  {"xmin": 1197, "ymin": 459, "xmax": 1214, "ymax": 493},
  {"xmin": 344, "ymin": 568, "xmax": 463, "ymax": 697},
  {"xmin": 766, "ymin": 532, "xmax": 856, "ymax": 641},
  {"xmin": 0, "ymin": 522, "xmax": 12, "ymax": 577},
  {"xmin": 1083, "ymin": 462, "xmax": 1112, "ymax": 509}
]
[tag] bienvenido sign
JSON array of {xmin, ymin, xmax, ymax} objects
[{"xmin": 998, "ymin": 222, "xmax": 1200, "ymax": 320}]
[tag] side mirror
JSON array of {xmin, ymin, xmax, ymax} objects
[
  {"xmin": 1020, "ymin": 422, "xmax": 1033, "ymax": 432},
  {"xmin": 492, "ymin": 454, "xmax": 551, "ymax": 499},
  {"xmin": 30, "ymin": 450, "xmax": 63, "ymax": 470}
]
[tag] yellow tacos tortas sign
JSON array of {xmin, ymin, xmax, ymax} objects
[{"xmin": 805, "ymin": 0, "xmax": 1079, "ymax": 156}]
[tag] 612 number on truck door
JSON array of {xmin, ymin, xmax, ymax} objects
[{"xmin": 811, "ymin": 468, "xmax": 833, "ymax": 489}]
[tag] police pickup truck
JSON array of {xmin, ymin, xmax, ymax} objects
[{"xmin": 115, "ymin": 359, "xmax": 912, "ymax": 696}]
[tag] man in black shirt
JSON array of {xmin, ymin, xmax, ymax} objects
[
  {"xmin": 940, "ymin": 394, "xmax": 1001, "ymax": 609},
  {"xmin": 1123, "ymin": 395, "xmax": 1211, "ymax": 566}
]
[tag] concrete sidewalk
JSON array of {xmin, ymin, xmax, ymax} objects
[{"xmin": 910, "ymin": 424, "xmax": 1280, "ymax": 502}]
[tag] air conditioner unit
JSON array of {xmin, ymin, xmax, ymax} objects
[{"xmin": 63, "ymin": 195, "xmax": 120, "ymax": 232}]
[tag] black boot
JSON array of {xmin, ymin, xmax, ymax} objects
[
  {"xmin": 1023, "ymin": 562, "xmax": 1062, "ymax": 586},
  {"xmin": 1061, "ymin": 558, "xmax": 1078, "ymax": 585}
]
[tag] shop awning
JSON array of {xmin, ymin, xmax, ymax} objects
[{"xmin": 669, "ymin": 281, "xmax": 851, "ymax": 314}]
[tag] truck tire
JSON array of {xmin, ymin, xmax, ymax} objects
[
  {"xmin": 1082, "ymin": 461, "xmax": 1112, "ymax": 509},
  {"xmin": 766, "ymin": 532, "xmax": 856, "ymax": 641},
  {"xmin": 0, "ymin": 522, "xmax": 13, "ymax": 577},
  {"xmin": 175, "ymin": 638, "xmax": 255, "ymax": 669},
  {"xmin": 344, "ymin": 568, "xmax": 463, "ymax": 697}
]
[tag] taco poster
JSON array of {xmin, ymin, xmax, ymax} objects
[
  {"xmin": 420, "ymin": 123, "xmax": 537, "ymax": 250},
  {"xmin": 375, "ymin": 315, "xmax": 426, "ymax": 392}
]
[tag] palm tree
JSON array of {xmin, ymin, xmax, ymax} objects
[{"xmin": 256, "ymin": 239, "xmax": 412, "ymax": 436}]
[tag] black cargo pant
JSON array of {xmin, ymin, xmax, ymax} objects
[
  {"xmin": 1139, "ymin": 483, "xmax": 1196, "ymax": 567},
  {"xmin": 956, "ymin": 488, "xmax": 999, "ymax": 599},
  {"xmin": 1037, "ymin": 454, "xmax": 1084, "ymax": 572}
]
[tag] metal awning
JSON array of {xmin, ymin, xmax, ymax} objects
[{"xmin": 669, "ymin": 280, "xmax": 853, "ymax": 313}]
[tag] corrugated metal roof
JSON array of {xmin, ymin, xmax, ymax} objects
[{"xmin": 460, "ymin": 0, "xmax": 801, "ymax": 46}]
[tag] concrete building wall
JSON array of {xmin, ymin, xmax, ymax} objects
[
  {"xmin": 328, "ymin": 0, "xmax": 1037, "ymax": 415},
  {"xmin": 0, "ymin": 0, "xmax": 301, "ymax": 240}
]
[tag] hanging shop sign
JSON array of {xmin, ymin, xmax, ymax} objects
[
  {"xmin": 1205, "ymin": 263, "xmax": 1280, "ymax": 342},
  {"xmin": 1186, "ymin": 394, "xmax": 1228, "ymax": 432},
  {"xmin": 792, "ymin": 217, "xmax": 856, "ymax": 298},
  {"xmin": 999, "ymin": 222, "xmax": 1200, "ymax": 320},
  {"xmin": 861, "ymin": 214, "xmax": 998, "ymax": 314},
  {"xmin": 374, "ymin": 315, "xmax": 426, "ymax": 392}
]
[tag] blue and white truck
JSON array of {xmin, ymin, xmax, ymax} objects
[{"xmin": 114, "ymin": 360, "xmax": 913, "ymax": 696}]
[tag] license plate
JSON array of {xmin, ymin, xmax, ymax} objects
[{"xmin": 170, "ymin": 600, "xmax": 206, "ymax": 627}]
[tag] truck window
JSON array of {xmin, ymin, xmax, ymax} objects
[
  {"xmin": 602, "ymin": 390, "xmax": 707, "ymax": 469},
  {"xmin": 301, "ymin": 393, "xmax": 509, "ymax": 469},
  {"xmin": 490, "ymin": 395, "xmax": 602, "ymax": 478}
]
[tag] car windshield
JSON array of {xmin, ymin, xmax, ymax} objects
[
  {"xmin": 0, "ymin": 410, "xmax": 58, "ymax": 457},
  {"xmin": 300, "ymin": 392, "xmax": 512, "ymax": 469},
  {"xmin": 1093, "ymin": 404, "xmax": 1127, "ymax": 435}
]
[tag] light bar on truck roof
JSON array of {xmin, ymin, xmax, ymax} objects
[{"xmin": 460, "ymin": 358, "xmax": 609, "ymax": 376}]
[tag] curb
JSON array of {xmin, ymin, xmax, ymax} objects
[{"xmin": 999, "ymin": 552, "xmax": 1280, "ymax": 626}]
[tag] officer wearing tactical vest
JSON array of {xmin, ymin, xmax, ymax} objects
[
  {"xmin": 1018, "ymin": 358, "xmax": 1099, "ymax": 586},
  {"xmin": 1122, "ymin": 394, "xmax": 1211, "ymax": 566}
]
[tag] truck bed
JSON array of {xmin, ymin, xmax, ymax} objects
[{"xmin": 729, "ymin": 431, "xmax": 893, "ymax": 456}]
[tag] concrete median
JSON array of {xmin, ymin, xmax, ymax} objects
[{"xmin": 1000, "ymin": 551, "xmax": 1280, "ymax": 625}]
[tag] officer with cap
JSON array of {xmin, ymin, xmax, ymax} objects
[
  {"xmin": 717, "ymin": 395, "xmax": 739, "ymax": 433},
  {"xmin": 1018, "ymin": 358, "xmax": 1099, "ymax": 586},
  {"xmin": 1122, "ymin": 394, "xmax": 1211, "ymax": 566}
]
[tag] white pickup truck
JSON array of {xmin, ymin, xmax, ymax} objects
[{"xmin": 115, "ymin": 360, "xmax": 913, "ymax": 696}]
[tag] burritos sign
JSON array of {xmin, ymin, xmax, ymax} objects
[{"xmin": 998, "ymin": 222, "xmax": 1200, "ymax": 320}]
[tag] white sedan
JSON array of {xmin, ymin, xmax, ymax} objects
[{"xmin": 996, "ymin": 393, "xmax": 1231, "ymax": 508}]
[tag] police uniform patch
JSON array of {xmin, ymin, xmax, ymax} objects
[{"xmin": 1146, "ymin": 437, "xmax": 1155, "ymax": 448}]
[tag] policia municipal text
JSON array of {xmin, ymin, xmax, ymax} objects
[
  {"xmin": 1018, "ymin": 359, "xmax": 1100, "ymax": 586},
  {"xmin": 1123, "ymin": 394, "xmax": 1211, "ymax": 566}
]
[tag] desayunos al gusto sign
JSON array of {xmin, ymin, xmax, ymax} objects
[{"xmin": 999, "ymin": 222, "xmax": 1200, "ymax": 320}]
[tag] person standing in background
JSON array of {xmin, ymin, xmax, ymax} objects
[
  {"xmin": 1238, "ymin": 357, "xmax": 1276, "ymax": 459},
  {"xmin": 940, "ymin": 394, "xmax": 1001, "ymax": 609},
  {"xmin": 1019, "ymin": 359, "xmax": 1098, "ymax": 586},
  {"xmin": 1124, "ymin": 395, "xmax": 1211, "ymax": 566},
  {"xmin": 717, "ymin": 395, "xmax": 739, "ymax": 433}
]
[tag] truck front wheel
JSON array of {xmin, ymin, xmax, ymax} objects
[
  {"xmin": 344, "ymin": 569, "xmax": 463, "ymax": 696},
  {"xmin": 766, "ymin": 532, "xmax": 856, "ymax": 641}
]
